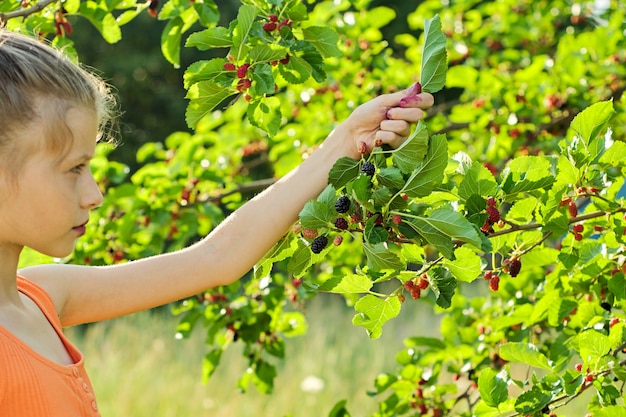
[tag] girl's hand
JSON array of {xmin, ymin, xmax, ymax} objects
[{"xmin": 338, "ymin": 82, "xmax": 435, "ymax": 159}]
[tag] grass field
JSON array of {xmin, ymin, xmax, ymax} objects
[{"xmin": 67, "ymin": 294, "xmax": 436, "ymax": 417}]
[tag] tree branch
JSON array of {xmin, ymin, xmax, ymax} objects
[
  {"xmin": 487, "ymin": 207, "xmax": 626, "ymax": 239},
  {"xmin": 0, "ymin": 0, "xmax": 56, "ymax": 23},
  {"xmin": 202, "ymin": 178, "xmax": 277, "ymax": 202}
]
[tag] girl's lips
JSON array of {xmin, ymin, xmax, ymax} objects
[{"xmin": 73, "ymin": 222, "xmax": 88, "ymax": 237}]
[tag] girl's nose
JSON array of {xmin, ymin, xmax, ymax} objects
[{"xmin": 81, "ymin": 172, "xmax": 103, "ymax": 209}]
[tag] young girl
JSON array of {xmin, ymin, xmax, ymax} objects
[{"xmin": 0, "ymin": 29, "xmax": 433, "ymax": 416}]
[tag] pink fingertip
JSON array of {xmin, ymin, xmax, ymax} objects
[
  {"xmin": 386, "ymin": 109, "xmax": 392, "ymax": 119},
  {"xmin": 406, "ymin": 81, "xmax": 422, "ymax": 96},
  {"xmin": 400, "ymin": 95, "xmax": 422, "ymax": 107}
]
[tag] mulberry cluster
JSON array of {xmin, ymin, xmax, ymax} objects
[
  {"xmin": 481, "ymin": 196, "xmax": 501, "ymax": 234},
  {"xmin": 360, "ymin": 161, "xmax": 375, "ymax": 176},
  {"xmin": 335, "ymin": 196, "xmax": 351, "ymax": 213},
  {"xmin": 310, "ymin": 235, "xmax": 328, "ymax": 254}
]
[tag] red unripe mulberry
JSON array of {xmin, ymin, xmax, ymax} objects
[
  {"xmin": 568, "ymin": 200, "xmax": 578, "ymax": 217},
  {"xmin": 262, "ymin": 22, "xmax": 277, "ymax": 32},
  {"xmin": 486, "ymin": 206, "xmax": 500, "ymax": 224},
  {"xmin": 489, "ymin": 275, "xmax": 500, "ymax": 291},
  {"xmin": 417, "ymin": 278, "xmax": 429, "ymax": 290},
  {"xmin": 237, "ymin": 63, "xmax": 250, "ymax": 78}
]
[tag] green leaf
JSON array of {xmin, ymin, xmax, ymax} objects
[
  {"xmin": 328, "ymin": 400, "xmax": 351, "ymax": 417},
  {"xmin": 317, "ymin": 184, "xmax": 337, "ymax": 207},
  {"xmin": 252, "ymin": 359, "xmax": 276, "ymax": 394},
  {"xmin": 362, "ymin": 243, "xmax": 404, "ymax": 271},
  {"xmin": 185, "ymin": 81, "xmax": 235, "ymax": 129},
  {"xmin": 318, "ymin": 273, "xmax": 373, "ymax": 294},
  {"xmin": 352, "ymin": 294, "xmax": 401, "ymax": 339},
  {"xmin": 499, "ymin": 342, "xmax": 553, "ymax": 370},
  {"xmin": 443, "ymin": 246, "xmax": 482, "ymax": 282},
  {"xmin": 608, "ymin": 272, "xmax": 626, "ymax": 300},
  {"xmin": 555, "ymin": 155, "xmax": 579, "ymax": 186},
  {"xmin": 576, "ymin": 330, "xmax": 611, "ymax": 368},
  {"xmin": 420, "ymin": 14, "xmax": 447, "ymax": 93},
  {"xmin": 232, "ymin": 4, "xmax": 257, "ymax": 54},
  {"xmin": 506, "ymin": 197, "xmax": 538, "ymax": 223},
  {"xmin": 302, "ymin": 26, "xmax": 342, "ymax": 57},
  {"xmin": 183, "ymin": 58, "xmax": 234, "ymax": 89},
  {"xmin": 392, "ymin": 120, "xmax": 429, "ymax": 174},
  {"xmin": 514, "ymin": 386, "xmax": 553, "ymax": 414},
  {"xmin": 599, "ymin": 140, "xmax": 626, "ymax": 165},
  {"xmin": 79, "ymin": 1, "xmax": 121, "ymax": 43},
  {"xmin": 248, "ymin": 44, "xmax": 289, "ymax": 63},
  {"xmin": 278, "ymin": 53, "xmax": 312, "ymax": 84},
  {"xmin": 404, "ymin": 336, "xmax": 446, "ymax": 349},
  {"xmin": 202, "ymin": 348, "xmax": 223, "ymax": 382},
  {"xmin": 161, "ymin": 16, "xmax": 184, "ymax": 68},
  {"xmin": 478, "ymin": 368, "xmax": 508, "ymax": 408},
  {"xmin": 430, "ymin": 267, "xmax": 457, "ymax": 308},
  {"xmin": 186, "ymin": 27, "xmax": 232, "ymax": 50},
  {"xmin": 458, "ymin": 161, "xmax": 497, "ymax": 201},
  {"xmin": 593, "ymin": 406, "xmax": 626, "ymax": 417},
  {"xmin": 250, "ymin": 63, "xmax": 276, "ymax": 95},
  {"xmin": 192, "ymin": 1, "xmax": 219, "ymax": 27},
  {"xmin": 287, "ymin": 244, "xmax": 312, "ymax": 277},
  {"xmin": 299, "ymin": 200, "xmax": 333, "ymax": 229},
  {"xmin": 501, "ymin": 156, "xmax": 555, "ymax": 195},
  {"xmin": 364, "ymin": 220, "xmax": 389, "ymax": 245},
  {"xmin": 404, "ymin": 208, "xmax": 482, "ymax": 259},
  {"xmin": 247, "ymin": 96, "xmax": 281, "ymax": 136},
  {"xmin": 401, "ymin": 134, "xmax": 448, "ymax": 198},
  {"xmin": 328, "ymin": 157, "xmax": 360, "ymax": 189},
  {"xmin": 377, "ymin": 166, "xmax": 405, "ymax": 190},
  {"xmin": 569, "ymin": 100, "xmax": 615, "ymax": 146},
  {"xmin": 548, "ymin": 298, "xmax": 578, "ymax": 327}
]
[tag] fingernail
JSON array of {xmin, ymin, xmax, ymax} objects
[{"xmin": 386, "ymin": 109, "xmax": 392, "ymax": 119}]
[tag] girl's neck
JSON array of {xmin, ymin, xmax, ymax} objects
[{"xmin": 0, "ymin": 243, "xmax": 25, "ymax": 306}]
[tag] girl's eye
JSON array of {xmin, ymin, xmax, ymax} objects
[{"xmin": 70, "ymin": 164, "xmax": 86, "ymax": 174}]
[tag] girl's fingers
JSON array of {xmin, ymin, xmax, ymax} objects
[
  {"xmin": 380, "ymin": 119, "xmax": 412, "ymax": 136},
  {"xmin": 374, "ymin": 130, "xmax": 406, "ymax": 149},
  {"xmin": 386, "ymin": 107, "xmax": 424, "ymax": 123}
]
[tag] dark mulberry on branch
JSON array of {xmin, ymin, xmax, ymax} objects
[
  {"xmin": 335, "ymin": 196, "xmax": 351, "ymax": 213},
  {"xmin": 508, "ymin": 257, "xmax": 522, "ymax": 277},
  {"xmin": 310, "ymin": 235, "xmax": 328, "ymax": 254},
  {"xmin": 360, "ymin": 161, "xmax": 375, "ymax": 176},
  {"xmin": 334, "ymin": 217, "xmax": 349, "ymax": 230}
]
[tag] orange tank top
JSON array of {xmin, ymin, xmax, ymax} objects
[{"xmin": 0, "ymin": 276, "xmax": 100, "ymax": 417}]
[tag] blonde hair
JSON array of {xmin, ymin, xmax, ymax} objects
[{"xmin": 0, "ymin": 30, "xmax": 118, "ymax": 178}]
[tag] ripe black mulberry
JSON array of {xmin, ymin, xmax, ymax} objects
[
  {"xmin": 360, "ymin": 161, "xmax": 375, "ymax": 176},
  {"xmin": 335, "ymin": 196, "xmax": 351, "ymax": 213},
  {"xmin": 310, "ymin": 235, "xmax": 328, "ymax": 254},
  {"xmin": 334, "ymin": 217, "xmax": 349, "ymax": 230},
  {"xmin": 508, "ymin": 257, "xmax": 522, "ymax": 277}
]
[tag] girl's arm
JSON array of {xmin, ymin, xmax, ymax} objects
[{"xmin": 21, "ymin": 87, "xmax": 434, "ymax": 327}]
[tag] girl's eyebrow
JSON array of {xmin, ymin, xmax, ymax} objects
[{"xmin": 64, "ymin": 153, "xmax": 93, "ymax": 164}]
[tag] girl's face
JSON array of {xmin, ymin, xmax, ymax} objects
[{"xmin": 0, "ymin": 106, "xmax": 103, "ymax": 259}]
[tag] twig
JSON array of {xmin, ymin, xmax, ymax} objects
[
  {"xmin": 202, "ymin": 178, "xmax": 276, "ymax": 202},
  {"xmin": 0, "ymin": 0, "xmax": 56, "ymax": 23},
  {"xmin": 487, "ymin": 207, "xmax": 626, "ymax": 238}
]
